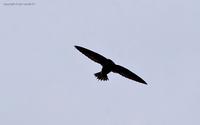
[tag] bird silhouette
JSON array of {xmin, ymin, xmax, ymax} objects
[{"xmin": 75, "ymin": 45, "xmax": 147, "ymax": 85}]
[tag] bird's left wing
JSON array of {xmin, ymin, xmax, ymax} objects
[
  {"xmin": 75, "ymin": 45, "xmax": 108, "ymax": 66},
  {"xmin": 112, "ymin": 65, "xmax": 147, "ymax": 84}
]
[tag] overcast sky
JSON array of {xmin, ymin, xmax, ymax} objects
[{"xmin": 0, "ymin": 0, "xmax": 200, "ymax": 125}]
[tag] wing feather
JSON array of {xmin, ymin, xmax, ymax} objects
[
  {"xmin": 112, "ymin": 65, "xmax": 147, "ymax": 84},
  {"xmin": 75, "ymin": 46, "xmax": 108, "ymax": 65}
]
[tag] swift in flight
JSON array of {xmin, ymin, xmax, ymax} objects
[{"xmin": 75, "ymin": 45, "xmax": 147, "ymax": 85}]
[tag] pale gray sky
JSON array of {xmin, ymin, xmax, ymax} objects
[{"xmin": 0, "ymin": 0, "xmax": 200, "ymax": 125}]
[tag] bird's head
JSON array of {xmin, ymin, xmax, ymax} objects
[{"xmin": 107, "ymin": 59, "xmax": 115, "ymax": 65}]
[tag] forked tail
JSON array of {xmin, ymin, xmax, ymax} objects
[{"xmin": 94, "ymin": 72, "xmax": 108, "ymax": 81}]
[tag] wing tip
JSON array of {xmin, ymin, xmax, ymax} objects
[
  {"xmin": 74, "ymin": 45, "xmax": 79, "ymax": 49},
  {"xmin": 74, "ymin": 45, "xmax": 83, "ymax": 52},
  {"xmin": 143, "ymin": 82, "xmax": 148, "ymax": 85},
  {"xmin": 140, "ymin": 80, "xmax": 148, "ymax": 85}
]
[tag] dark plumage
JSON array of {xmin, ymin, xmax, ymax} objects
[{"xmin": 75, "ymin": 45, "xmax": 147, "ymax": 85}]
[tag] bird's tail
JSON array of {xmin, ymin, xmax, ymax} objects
[{"xmin": 94, "ymin": 72, "xmax": 108, "ymax": 81}]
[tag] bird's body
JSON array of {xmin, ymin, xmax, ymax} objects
[
  {"xmin": 75, "ymin": 45, "xmax": 147, "ymax": 85},
  {"xmin": 94, "ymin": 59, "xmax": 115, "ymax": 81}
]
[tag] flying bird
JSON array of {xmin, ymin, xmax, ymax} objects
[{"xmin": 75, "ymin": 45, "xmax": 147, "ymax": 85}]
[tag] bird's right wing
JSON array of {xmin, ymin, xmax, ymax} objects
[
  {"xmin": 75, "ymin": 46, "xmax": 108, "ymax": 66},
  {"xmin": 112, "ymin": 65, "xmax": 147, "ymax": 84}
]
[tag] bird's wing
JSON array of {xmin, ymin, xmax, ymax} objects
[
  {"xmin": 112, "ymin": 65, "xmax": 147, "ymax": 84},
  {"xmin": 75, "ymin": 45, "xmax": 108, "ymax": 66}
]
